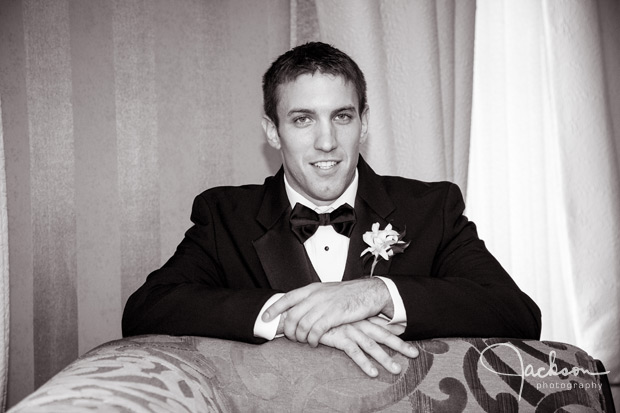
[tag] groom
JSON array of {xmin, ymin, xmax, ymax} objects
[{"xmin": 122, "ymin": 42, "xmax": 541, "ymax": 377}]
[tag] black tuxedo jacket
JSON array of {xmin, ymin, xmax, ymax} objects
[{"xmin": 122, "ymin": 157, "xmax": 541, "ymax": 343}]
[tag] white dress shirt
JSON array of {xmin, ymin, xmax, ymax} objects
[{"xmin": 253, "ymin": 170, "xmax": 407, "ymax": 339}]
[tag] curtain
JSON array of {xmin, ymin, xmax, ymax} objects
[
  {"xmin": 0, "ymin": 97, "xmax": 9, "ymax": 412},
  {"xmin": 0, "ymin": 0, "xmax": 290, "ymax": 407},
  {"xmin": 293, "ymin": 0, "xmax": 476, "ymax": 192},
  {"xmin": 296, "ymin": 0, "xmax": 620, "ymax": 391},
  {"xmin": 467, "ymin": 0, "xmax": 620, "ymax": 385}
]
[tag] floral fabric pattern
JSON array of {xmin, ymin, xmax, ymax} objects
[{"xmin": 8, "ymin": 335, "xmax": 612, "ymax": 412}]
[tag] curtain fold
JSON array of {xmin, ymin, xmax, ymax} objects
[
  {"xmin": 0, "ymin": 0, "xmax": 290, "ymax": 407},
  {"xmin": 295, "ymin": 0, "xmax": 476, "ymax": 191},
  {"xmin": 0, "ymin": 96, "xmax": 9, "ymax": 412},
  {"xmin": 301, "ymin": 0, "xmax": 620, "ymax": 387},
  {"xmin": 23, "ymin": 0, "xmax": 79, "ymax": 388},
  {"xmin": 467, "ymin": 0, "xmax": 620, "ymax": 383},
  {"xmin": 542, "ymin": 0, "xmax": 620, "ymax": 383}
]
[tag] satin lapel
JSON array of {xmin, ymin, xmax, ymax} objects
[
  {"xmin": 252, "ymin": 168, "xmax": 317, "ymax": 291},
  {"xmin": 342, "ymin": 157, "xmax": 396, "ymax": 281},
  {"xmin": 253, "ymin": 215, "xmax": 318, "ymax": 291},
  {"xmin": 342, "ymin": 200, "xmax": 387, "ymax": 280}
]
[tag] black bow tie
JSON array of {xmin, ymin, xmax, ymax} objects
[{"xmin": 290, "ymin": 202, "xmax": 356, "ymax": 243}]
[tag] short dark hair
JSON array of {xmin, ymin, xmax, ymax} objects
[{"xmin": 262, "ymin": 42, "xmax": 367, "ymax": 126}]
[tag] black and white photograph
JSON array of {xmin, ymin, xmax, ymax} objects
[{"xmin": 0, "ymin": 0, "xmax": 618, "ymax": 411}]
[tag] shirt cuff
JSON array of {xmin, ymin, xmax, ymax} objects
[
  {"xmin": 375, "ymin": 276, "xmax": 407, "ymax": 325},
  {"xmin": 253, "ymin": 293, "xmax": 285, "ymax": 340}
]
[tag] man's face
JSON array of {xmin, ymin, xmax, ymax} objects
[{"xmin": 262, "ymin": 73, "xmax": 369, "ymax": 206}]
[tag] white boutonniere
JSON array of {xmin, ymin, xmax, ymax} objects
[{"xmin": 360, "ymin": 223, "xmax": 410, "ymax": 276}]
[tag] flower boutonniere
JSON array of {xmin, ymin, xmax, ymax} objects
[{"xmin": 360, "ymin": 223, "xmax": 410, "ymax": 276}]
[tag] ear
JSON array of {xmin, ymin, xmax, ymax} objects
[
  {"xmin": 262, "ymin": 116, "xmax": 281, "ymax": 150},
  {"xmin": 359, "ymin": 105, "xmax": 369, "ymax": 144}
]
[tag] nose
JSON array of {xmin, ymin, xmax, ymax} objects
[{"xmin": 314, "ymin": 121, "xmax": 338, "ymax": 152}]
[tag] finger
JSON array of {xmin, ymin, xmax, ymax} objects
[
  {"xmin": 339, "ymin": 338, "xmax": 380, "ymax": 377},
  {"xmin": 306, "ymin": 316, "xmax": 333, "ymax": 347},
  {"xmin": 263, "ymin": 284, "xmax": 314, "ymax": 322},
  {"xmin": 281, "ymin": 297, "xmax": 316, "ymax": 342},
  {"xmin": 320, "ymin": 327, "xmax": 379, "ymax": 377},
  {"xmin": 366, "ymin": 316, "xmax": 389, "ymax": 326},
  {"xmin": 365, "ymin": 316, "xmax": 405, "ymax": 335},
  {"xmin": 296, "ymin": 312, "xmax": 320, "ymax": 344},
  {"xmin": 350, "ymin": 329, "xmax": 402, "ymax": 375},
  {"xmin": 263, "ymin": 293, "xmax": 297, "ymax": 322},
  {"xmin": 306, "ymin": 289, "xmax": 379, "ymax": 346},
  {"xmin": 360, "ymin": 322, "xmax": 419, "ymax": 359},
  {"xmin": 381, "ymin": 323, "xmax": 406, "ymax": 336},
  {"xmin": 290, "ymin": 301, "xmax": 334, "ymax": 345},
  {"xmin": 281, "ymin": 288, "xmax": 334, "ymax": 344},
  {"xmin": 282, "ymin": 309, "xmax": 300, "ymax": 342},
  {"xmin": 276, "ymin": 311, "xmax": 287, "ymax": 336},
  {"xmin": 302, "ymin": 304, "xmax": 352, "ymax": 347}
]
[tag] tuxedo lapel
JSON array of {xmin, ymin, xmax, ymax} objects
[
  {"xmin": 343, "ymin": 157, "xmax": 396, "ymax": 281},
  {"xmin": 252, "ymin": 168, "xmax": 318, "ymax": 291},
  {"xmin": 342, "ymin": 201, "xmax": 383, "ymax": 280},
  {"xmin": 253, "ymin": 157, "xmax": 401, "ymax": 287}
]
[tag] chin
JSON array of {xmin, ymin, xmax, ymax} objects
[{"xmin": 313, "ymin": 187, "xmax": 346, "ymax": 203}]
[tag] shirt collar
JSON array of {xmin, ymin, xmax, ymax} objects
[{"xmin": 284, "ymin": 169, "xmax": 358, "ymax": 213}]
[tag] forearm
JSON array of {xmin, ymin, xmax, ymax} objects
[
  {"xmin": 267, "ymin": 277, "xmax": 394, "ymax": 339},
  {"xmin": 388, "ymin": 274, "xmax": 541, "ymax": 340},
  {"xmin": 122, "ymin": 270, "xmax": 278, "ymax": 344},
  {"xmin": 384, "ymin": 182, "xmax": 541, "ymax": 340}
]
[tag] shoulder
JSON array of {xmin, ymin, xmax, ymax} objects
[
  {"xmin": 358, "ymin": 157, "xmax": 460, "ymax": 202},
  {"xmin": 196, "ymin": 182, "xmax": 265, "ymax": 204},
  {"xmin": 375, "ymin": 175, "xmax": 467, "ymax": 221},
  {"xmin": 189, "ymin": 174, "xmax": 279, "ymax": 223},
  {"xmin": 375, "ymin": 174, "xmax": 461, "ymax": 202}
]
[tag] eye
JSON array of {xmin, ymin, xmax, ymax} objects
[
  {"xmin": 293, "ymin": 116, "xmax": 312, "ymax": 126},
  {"xmin": 334, "ymin": 113, "xmax": 353, "ymax": 124}
]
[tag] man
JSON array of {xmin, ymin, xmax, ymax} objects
[{"xmin": 122, "ymin": 42, "xmax": 541, "ymax": 378}]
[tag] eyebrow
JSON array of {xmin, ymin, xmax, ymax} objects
[
  {"xmin": 286, "ymin": 108, "xmax": 315, "ymax": 117},
  {"xmin": 286, "ymin": 105, "xmax": 357, "ymax": 118}
]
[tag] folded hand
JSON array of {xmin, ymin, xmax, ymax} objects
[
  {"xmin": 319, "ymin": 319, "xmax": 418, "ymax": 377},
  {"xmin": 264, "ymin": 278, "xmax": 393, "ymax": 347}
]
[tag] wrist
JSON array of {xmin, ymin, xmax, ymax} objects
[
  {"xmin": 369, "ymin": 276, "xmax": 394, "ymax": 319},
  {"xmin": 382, "ymin": 294, "xmax": 395, "ymax": 319},
  {"xmin": 276, "ymin": 311, "xmax": 286, "ymax": 335}
]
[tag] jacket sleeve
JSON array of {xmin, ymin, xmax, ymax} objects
[
  {"xmin": 387, "ymin": 183, "xmax": 542, "ymax": 340},
  {"xmin": 121, "ymin": 194, "xmax": 276, "ymax": 344}
]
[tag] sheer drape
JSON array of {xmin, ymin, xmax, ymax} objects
[
  {"xmin": 293, "ymin": 0, "xmax": 476, "ymax": 191},
  {"xmin": 295, "ymin": 0, "xmax": 620, "ymax": 388},
  {"xmin": 468, "ymin": 0, "xmax": 620, "ymax": 384},
  {"xmin": 0, "ymin": 97, "xmax": 9, "ymax": 411}
]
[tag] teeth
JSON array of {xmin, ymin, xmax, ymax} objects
[{"xmin": 313, "ymin": 161, "xmax": 337, "ymax": 169}]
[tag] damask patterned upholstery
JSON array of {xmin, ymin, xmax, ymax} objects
[{"xmin": 8, "ymin": 335, "xmax": 614, "ymax": 412}]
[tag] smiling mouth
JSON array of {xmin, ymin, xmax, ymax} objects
[{"xmin": 312, "ymin": 161, "xmax": 339, "ymax": 170}]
